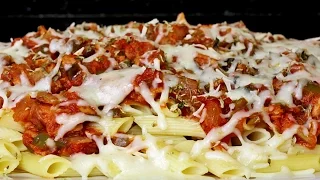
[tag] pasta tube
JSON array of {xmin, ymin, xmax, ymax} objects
[
  {"xmin": 0, "ymin": 127, "xmax": 26, "ymax": 151},
  {"xmin": 60, "ymin": 167, "xmax": 105, "ymax": 177},
  {"xmin": 91, "ymin": 117, "xmax": 134, "ymax": 136},
  {"xmin": 18, "ymin": 152, "xmax": 71, "ymax": 178},
  {"xmin": 0, "ymin": 140, "xmax": 21, "ymax": 174},
  {"xmin": 165, "ymin": 146, "xmax": 208, "ymax": 175},
  {"xmin": 156, "ymin": 136, "xmax": 187, "ymax": 145},
  {"xmin": 127, "ymin": 125, "xmax": 142, "ymax": 135},
  {"xmin": 197, "ymin": 150, "xmax": 249, "ymax": 178},
  {"xmin": 0, "ymin": 110, "xmax": 24, "ymax": 132},
  {"xmin": 257, "ymin": 154, "xmax": 320, "ymax": 173},
  {"xmin": 134, "ymin": 115, "xmax": 205, "ymax": 138},
  {"xmin": 242, "ymin": 128, "xmax": 271, "ymax": 145},
  {"xmin": 121, "ymin": 104, "xmax": 153, "ymax": 116}
]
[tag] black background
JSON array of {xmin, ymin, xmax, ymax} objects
[{"xmin": 1, "ymin": 0, "xmax": 319, "ymax": 41}]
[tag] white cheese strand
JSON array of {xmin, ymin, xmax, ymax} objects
[
  {"xmin": 82, "ymin": 46, "xmax": 106, "ymax": 63},
  {"xmin": 74, "ymin": 29, "xmax": 101, "ymax": 39},
  {"xmin": 0, "ymin": 40, "xmax": 29, "ymax": 64},
  {"xmin": 275, "ymin": 81, "xmax": 297, "ymax": 106},
  {"xmin": 5, "ymin": 57, "xmax": 61, "ymax": 108},
  {"xmin": 159, "ymin": 74, "xmax": 179, "ymax": 104},
  {"xmin": 55, "ymin": 113, "xmax": 100, "ymax": 140},
  {"xmin": 136, "ymin": 82, "xmax": 167, "ymax": 130},
  {"xmin": 191, "ymin": 109, "xmax": 254, "ymax": 157},
  {"xmin": 191, "ymin": 90, "xmax": 271, "ymax": 157},
  {"xmin": 70, "ymin": 66, "xmax": 146, "ymax": 114}
]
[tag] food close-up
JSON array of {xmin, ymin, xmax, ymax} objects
[{"xmin": 0, "ymin": 3, "xmax": 320, "ymax": 179}]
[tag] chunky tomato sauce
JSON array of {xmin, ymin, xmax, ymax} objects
[{"xmin": 1, "ymin": 16, "xmax": 320, "ymax": 156}]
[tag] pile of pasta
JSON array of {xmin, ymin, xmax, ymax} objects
[{"xmin": 1, "ymin": 13, "xmax": 320, "ymax": 179}]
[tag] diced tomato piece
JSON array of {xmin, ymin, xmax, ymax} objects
[
  {"xmin": 159, "ymin": 24, "xmax": 189, "ymax": 45},
  {"xmin": 296, "ymin": 126, "xmax": 317, "ymax": 149},
  {"xmin": 197, "ymin": 97, "xmax": 227, "ymax": 133},
  {"xmin": 134, "ymin": 68, "xmax": 162, "ymax": 87},
  {"xmin": 124, "ymin": 40, "xmax": 155, "ymax": 61},
  {"xmin": 83, "ymin": 55, "xmax": 110, "ymax": 74}
]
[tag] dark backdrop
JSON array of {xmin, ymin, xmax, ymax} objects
[{"xmin": 1, "ymin": 0, "xmax": 319, "ymax": 41}]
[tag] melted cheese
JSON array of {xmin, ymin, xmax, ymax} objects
[
  {"xmin": 200, "ymin": 82, "xmax": 222, "ymax": 98},
  {"xmin": 0, "ymin": 40, "xmax": 29, "ymax": 64},
  {"xmin": 104, "ymin": 25, "xmax": 141, "ymax": 38},
  {"xmin": 226, "ymin": 125, "xmax": 299, "ymax": 170},
  {"xmin": 45, "ymin": 138, "xmax": 56, "ymax": 150},
  {"xmin": 0, "ymin": 81, "xmax": 9, "ymax": 110},
  {"xmin": 191, "ymin": 89, "xmax": 271, "ymax": 156},
  {"xmin": 70, "ymin": 132, "xmax": 214, "ymax": 180},
  {"xmin": 70, "ymin": 66, "xmax": 145, "ymax": 113},
  {"xmin": 199, "ymin": 108, "xmax": 207, "ymax": 123},
  {"xmin": 136, "ymin": 82, "xmax": 167, "ymax": 130},
  {"xmin": 159, "ymin": 74, "xmax": 179, "ymax": 104},
  {"xmin": 55, "ymin": 113, "xmax": 100, "ymax": 140},
  {"xmin": 199, "ymin": 68, "xmax": 233, "ymax": 92},
  {"xmin": 226, "ymin": 88, "xmax": 259, "ymax": 104},
  {"xmin": 275, "ymin": 81, "xmax": 297, "ymax": 105},
  {"xmin": 160, "ymin": 44, "xmax": 220, "ymax": 74},
  {"xmin": 1, "ymin": 17, "xmax": 320, "ymax": 180},
  {"xmin": 74, "ymin": 30, "xmax": 101, "ymax": 39},
  {"xmin": 201, "ymin": 23, "xmax": 255, "ymax": 45},
  {"xmin": 29, "ymin": 37, "xmax": 49, "ymax": 46},
  {"xmin": 5, "ymin": 57, "xmax": 61, "ymax": 108},
  {"xmin": 234, "ymin": 74, "xmax": 272, "ymax": 89},
  {"xmin": 140, "ymin": 25, "xmax": 148, "ymax": 38},
  {"xmin": 151, "ymin": 73, "xmax": 162, "ymax": 88},
  {"xmin": 58, "ymin": 99, "xmax": 89, "ymax": 107},
  {"xmin": 155, "ymin": 24, "xmax": 164, "ymax": 44},
  {"xmin": 193, "ymin": 103, "xmax": 205, "ymax": 118},
  {"xmin": 48, "ymin": 28, "xmax": 65, "ymax": 38},
  {"xmin": 191, "ymin": 110, "xmax": 254, "ymax": 156},
  {"xmin": 49, "ymin": 39, "xmax": 73, "ymax": 54},
  {"xmin": 147, "ymin": 19, "xmax": 159, "ymax": 25},
  {"xmin": 140, "ymin": 50, "xmax": 161, "ymax": 70},
  {"xmin": 70, "ymin": 134, "xmax": 172, "ymax": 179},
  {"xmin": 294, "ymin": 80, "xmax": 307, "ymax": 100}
]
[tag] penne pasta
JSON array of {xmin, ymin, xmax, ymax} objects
[
  {"xmin": 287, "ymin": 144, "xmax": 320, "ymax": 155},
  {"xmin": 0, "ymin": 140, "xmax": 21, "ymax": 175},
  {"xmin": 66, "ymin": 153, "xmax": 121, "ymax": 178},
  {"xmin": 134, "ymin": 115, "xmax": 206, "ymax": 138},
  {"xmin": 0, "ymin": 140, "xmax": 21, "ymax": 160},
  {"xmin": 197, "ymin": 150, "xmax": 249, "ymax": 178},
  {"xmin": 257, "ymin": 154, "xmax": 320, "ymax": 173},
  {"xmin": 164, "ymin": 146, "xmax": 208, "ymax": 175},
  {"xmin": 160, "ymin": 105, "xmax": 180, "ymax": 118},
  {"xmin": 0, "ymin": 157, "xmax": 20, "ymax": 175},
  {"xmin": 18, "ymin": 152, "xmax": 71, "ymax": 178},
  {"xmin": 156, "ymin": 135, "xmax": 187, "ymax": 145},
  {"xmin": 126, "ymin": 125, "xmax": 142, "ymax": 135},
  {"xmin": 121, "ymin": 104, "xmax": 153, "ymax": 116},
  {"xmin": 174, "ymin": 140, "xmax": 196, "ymax": 153},
  {"xmin": 89, "ymin": 117, "xmax": 134, "ymax": 136},
  {"xmin": 242, "ymin": 128, "xmax": 271, "ymax": 145},
  {"xmin": 175, "ymin": 140, "xmax": 248, "ymax": 178},
  {"xmin": 0, "ymin": 110, "xmax": 24, "ymax": 132},
  {"xmin": 146, "ymin": 138, "xmax": 208, "ymax": 176},
  {"xmin": 60, "ymin": 167, "xmax": 106, "ymax": 177},
  {"xmin": 0, "ymin": 127, "xmax": 26, "ymax": 151},
  {"xmin": 1, "ymin": 11, "xmax": 320, "ymax": 180}
]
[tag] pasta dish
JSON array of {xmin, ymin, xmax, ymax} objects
[{"xmin": 1, "ymin": 13, "xmax": 320, "ymax": 179}]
